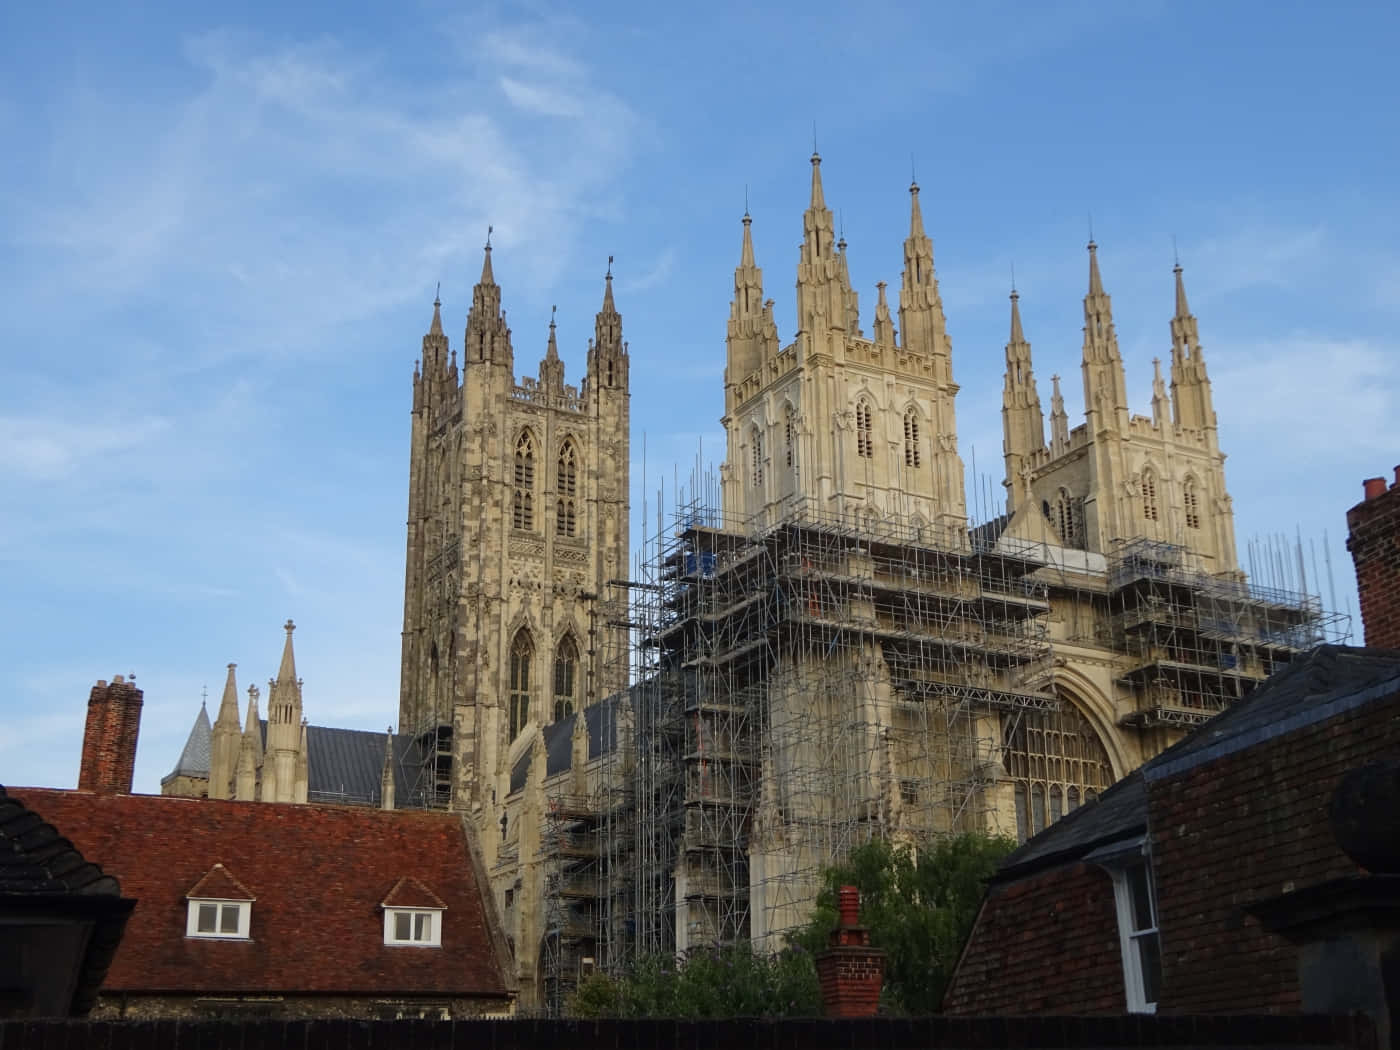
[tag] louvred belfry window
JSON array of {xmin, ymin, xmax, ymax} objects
[
  {"xmin": 856, "ymin": 401, "xmax": 873, "ymax": 458},
  {"xmin": 556, "ymin": 441, "xmax": 578, "ymax": 537}
]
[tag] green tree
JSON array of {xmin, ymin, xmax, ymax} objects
[
  {"xmin": 568, "ymin": 942, "xmax": 821, "ymax": 1018},
  {"xmin": 789, "ymin": 832, "xmax": 1016, "ymax": 1014}
]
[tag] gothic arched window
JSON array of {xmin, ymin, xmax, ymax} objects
[
  {"xmin": 855, "ymin": 400, "xmax": 873, "ymax": 459},
  {"xmin": 751, "ymin": 427, "xmax": 764, "ymax": 488},
  {"xmin": 1183, "ymin": 477, "xmax": 1201, "ymax": 530},
  {"xmin": 903, "ymin": 409, "xmax": 921, "ymax": 468},
  {"xmin": 1142, "ymin": 468, "xmax": 1159, "ymax": 522},
  {"xmin": 513, "ymin": 431, "xmax": 536, "ymax": 531},
  {"xmin": 556, "ymin": 441, "xmax": 578, "ymax": 538},
  {"xmin": 784, "ymin": 404, "xmax": 795, "ymax": 468},
  {"xmin": 508, "ymin": 630, "xmax": 534, "ymax": 741},
  {"xmin": 553, "ymin": 635, "xmax": 579, "ymax": 722},
  {"xmin": 1054, "ymin": 487, "xmax": 1084, "ymax": 549},
  {"xmin": 1004, "ymin": 699, "xmax": 1114, "ymax": 844}
]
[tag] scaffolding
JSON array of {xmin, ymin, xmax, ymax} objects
[
  {"xmin": 615, "ymin": 498, "xmax": 1056, "ymax": 956},
  {"xmin": 1104, "ymin": 538, "xmax": 1349, "ymax": 727},
  {"xmin": 525, "ymin": 511, "xmax": 1347, "ymax": 1009}
]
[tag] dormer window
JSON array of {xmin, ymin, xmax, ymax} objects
[
  {"xmin": 385, "ymin": 908, "xmax": 442, "ymax": 946},
  {"xmin": 187, "ymin": 899, "xmax": 251, "ymax": 939},
  {"xmin": 185, "ymin": 863, "xmax": 255, "ymax": 940},
  {"xmin": 381, "ymin": 875, "xmax": 447, "ymax": 948}
]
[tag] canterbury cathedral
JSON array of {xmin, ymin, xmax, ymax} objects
[{"xmin": 163, "ymin": 154, "xmax": 1339, "ymax": 1013}]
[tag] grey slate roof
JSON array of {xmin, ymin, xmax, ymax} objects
[
  {"xmin": 992, "ymin": 644, "xmax": 1400, "ymax": 881},
  {"xmin": 509, "ymin": 692, "xmax": 629, "ymax": 795},
  {"xmin": 303, "ymin": 724, "xmax": 429, "ymax": 807},
  {"xmin": 163, "ymin": 703, "xmax": 212, "ymax": 782},
  {"xmin": 993, "ymin": 771, "xmax": 1146, "ymax": 883},
  {"xmin": 1140, "ymin": 644, "xmax": 1400, "ymax": 782}
]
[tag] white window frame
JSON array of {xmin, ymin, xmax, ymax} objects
[
  {"xmin": 1099, "ymin": 842, "xmax": 1161, "ymax": 1013},
  {"xmin": 186, "ymin": 898, "xmax": 252, "ymax": 940},
  {"xmin": 383, "ymin": 907, "xmax": 443, "ymax": 947}
]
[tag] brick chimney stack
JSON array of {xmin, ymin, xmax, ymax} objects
[
  {"xmin": 78, "ymin": 675, "xmax": 144, "ymax": 794},
  {"xmin": 815, "ymin": 885, "xmax": 886, "ymax": 1018},
  {"xmin": 1347, "ymin": 466, "xmax": 1400, "ymax": 649}
]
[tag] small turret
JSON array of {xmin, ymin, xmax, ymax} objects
[
  {"xmin": 795, "ymin": 153, "xmax": 845, "ymax": 343},
  {"xmin": 380, "ymin": 729, "xmax": 396, "ymax": 811},
  {"xmin": 1151, "ymin": 357, "xmax": 1170, "ymax": 428},
  {"xmin": 727, "ymin": 214, "xmax": 774, "ymax": 385},
  {"xmin": 1049, "ymin": 374, "xmax": 1069, "ymax": 456},
  {"xmin": 234, "ymin": 685, "xmax": 262, "ymax": 801},
  {"xmin": 540, "ymin": 306, "xmax": 565, "ymax": 394},
  {"xmin": 872, "ymin": 281, "xmax": 895, "ymax": 346}
]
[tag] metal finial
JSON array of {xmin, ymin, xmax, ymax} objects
[
  {"xmin": 201, "ymin": 684, "xmax": 208, "ymax": 707},
  {"xmin": 486, "ymin": 225, "xmax": 493, "ymax": 249},
  {"xmin": 550, "ymin": 304, "xmax": 557, "ymax": 326},
  {"xmin": 1010, "ymin": 261, "xmax": 1017, "ymax": 295},
  {"xmin": 839, "ymin": 209, "xmax": 845, "ymax": 242},
  {"xmin": 812, "ymin": 121, "xmax": 818, "ymax": 155},
  {"xmin": 1087, "ymin": 212, "xmax": 1095, "ymax": 246},
  {"xmin": 744, "ymin": 183, "xmax": 749, "ymax": 217},
  {"xmin": 434, "ymin": 280, "xmax": 440, "ymax": 306},
  {"xmin": 911, "ymin": 153, "xmax": 917, "ymax": 187},
  {"xmin": 1172, "ymin": 234, "xmax": 1180, "ymax": 269},
  {"xmin": 607, "ymin": 255, "xmax": 614, "ymax": 279}
]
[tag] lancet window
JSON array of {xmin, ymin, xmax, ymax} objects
[
  {"xmin": 751, "ymin": 427, "xmax": 764, "ymax": 488},
  {"xmin": 513, "ymin": 431, "xmax": 536, "ymax": 531},
  {"xmin": 855, "ymin": 400, "xmax": 873, "ymax": 459},
  {"xmin": 903, "ymin": 410, "xmax": 921, "ymax": 468},
  {"xmin": 1142, "ymin": 469, "xmax": 1159, "ymax": 522},
  {"xmin": 508, "ymin": 630, "xmax": 533, "ymax": 742},
  {"xmin": 556, "ymin": 441, "xmax": 578, "ymax": 538},
  {"xmin": 1184, "ymin": 477, "xmax": 1200, "ymax": 530},
  {"xmin": 553, "ymin": 636, "xmax": 579, "ymax": 723}
]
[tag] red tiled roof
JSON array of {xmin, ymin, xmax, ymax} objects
[
  {"xmin": 186, "ymin": 863, "xmax": 255, "ymax": 902},
  {"xmin": 13, "ymin": 789, "xmax": 509, "ymax": 999},
  {"xmin": 381, "ymin": 875, "xmax": 446, "ymax": 910}
]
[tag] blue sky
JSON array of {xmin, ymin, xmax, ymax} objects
[{"xmin": 2, "ymin": 1, "xmax": 1397, "ymax": 793}]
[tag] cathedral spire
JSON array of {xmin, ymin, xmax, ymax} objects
[
  {"xmin": 898, "ymin": 179, "xmax": 948, "ymax": 361},
  {"xmin": 1168, "ymin": 262, "xmax": 1214, "ymax": 430},
  {"xmin": 728, "ymin": 212, "xmax": 774, "ymax": 385},
  {"xmin": 429, "ymin": 285, "xmax": 443, "ymax": 337},
  {"xmin": 208, "ymin": 662, "xmax": 242, "ymax": 800},
  {"xmin": 276, "ymin": 619, "xmax": 297, "ymax": 687},
  {"xmin": 540, "ymin": 306, "xmax": 564, "ymax": 392},
  {"xmin": 809, "ymin": 150, "xmax": 825, "ymax": 210},
  {"xmin": 465, "ymin": 227, "xmax": 512, "ymax": 367},
  {"xmin": 1002, "ymin": 288, "xmax": 1046, "ymax": 511},
  {"xmin": 1080, "ymin": 240, "xmax": 1130, "ymax": 432},
  {"xmin": 909, "ymin": 178, "xmax": 926, "ymax": 239},
  {"xmin": 480, "ymin": 226, "xmax": 495, "ymax": 286}
]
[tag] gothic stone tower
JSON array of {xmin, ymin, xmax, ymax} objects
[
  {"xmin": 1000, "ymin": 244, "xmax": 1238, "ymax": 573},
  {"xmin": 721, "ymin": 154, "xmax": 968, "ymax": 540},
  {"xmin": 399, "ymin": 240, "xmax": 630, "ymax": 828}
]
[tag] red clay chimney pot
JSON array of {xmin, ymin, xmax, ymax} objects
[{"xmin": 1364, "ymin": 477, "xmax": 1387, "ymax": 501}]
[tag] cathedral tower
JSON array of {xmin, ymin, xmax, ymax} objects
[
  {"xmin": 721, "ymin": 157, "xmax": 967, "ymax": 539},
  {"xmin": 399, "ymin": 240, "xmax": 630, "ymax": 827}
]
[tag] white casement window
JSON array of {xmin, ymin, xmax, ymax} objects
[
  {"xmin": 1108, "ymin": 853, "xmax": 1162, "ymax": 1012},
  {"xmin": 186, "ymin": 899, "xmax": 251, "ymax": 940},
  {"xmin": 384, "ymin": 907, "xmax": 443, "ymax": 947}
]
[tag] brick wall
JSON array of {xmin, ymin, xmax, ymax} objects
[
  {"xmin": 77, "ymin": 677, "xmax": 143, "ymax": 794},
  {"xmin": 1148, "ymin": 690, "xmax": 1400, "ymax": 1014},
  {"xmin": 1347, "ymin": 469, "xmax": 1400, "ymax": 649},
  {"xmin": 942, "ymin": 861, "xmax": 1126, "ymax": 1015}
]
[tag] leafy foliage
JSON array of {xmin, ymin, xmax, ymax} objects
[
  {"xmin": 788, "ymin": 833, "xmax": 1016, "ymax": 1014},
  {"xmin": 568, "ymin": 942, "xmax": 821, "ymax": 1018}
]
